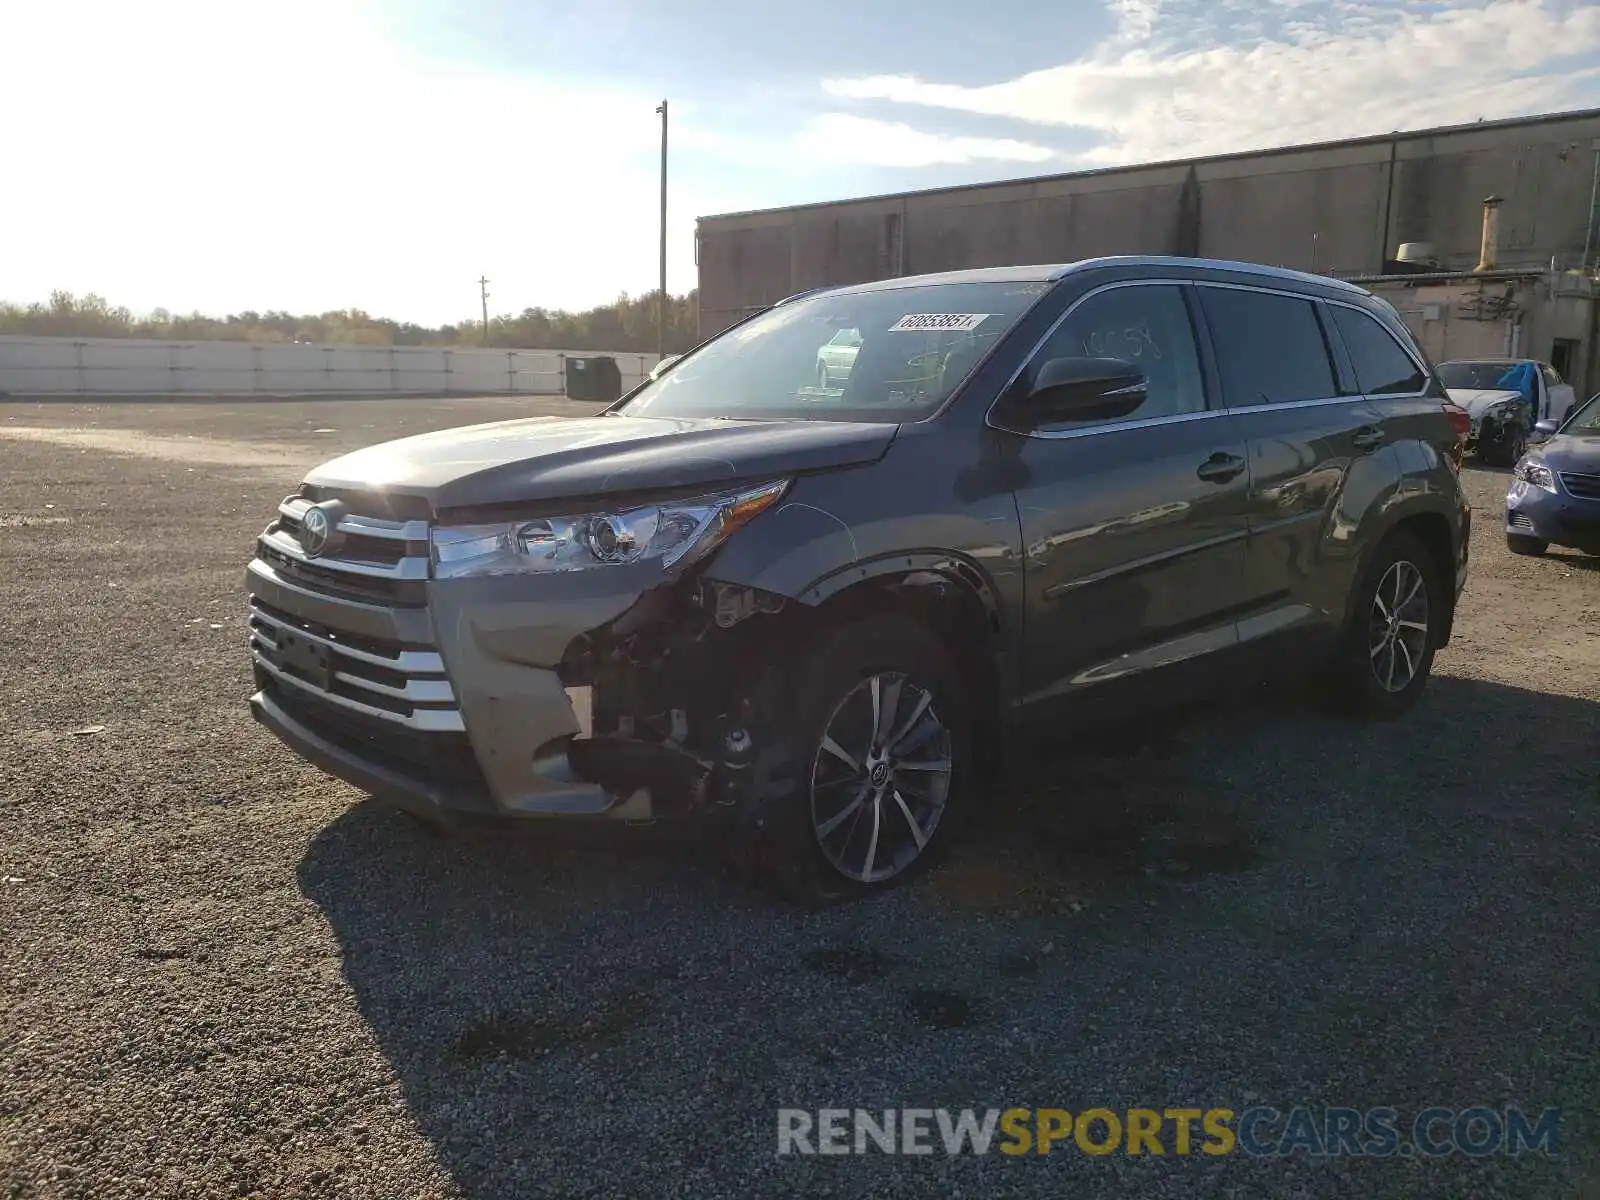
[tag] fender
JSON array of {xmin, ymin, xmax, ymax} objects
[
  {"xmin": 1336, "ymin": 487, "xmax": 1462, "ymax": 633},
  {"xmin": 704, "ymin": 529, "xmax": 1019, "ymax": 709}
]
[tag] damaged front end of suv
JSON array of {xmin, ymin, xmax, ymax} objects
[
  {"xmin": 246, "ymin": 271, "xmax": 1053, "ymax": 896},
  {"xmin": 248, "ymin": 465, "xmax": 876, "ymax": 839}
]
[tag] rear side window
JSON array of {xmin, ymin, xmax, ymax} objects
[
  {"xmin": 1199, "ymin": 287, "xmax": 1337, "ymax": 407},
  {"xmin": 1329, "ymin": 305, "xmax": 1427, "ymax": 395}
]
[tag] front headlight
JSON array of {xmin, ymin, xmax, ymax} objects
[
  {"xmin": 1513, "ymin": 459, "xmax": 1556, "ymax": 492},
  {"xmin": 430, "ymin": 479, "xmax": 788, "ymax": 579}
]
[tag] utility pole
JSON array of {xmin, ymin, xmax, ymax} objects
[
  {"xmin": 478, "ymin": 276, "xmax": 490, "ymax": 345},
  {"xmin": 656, "ymin": 99, "xmax": 668, "ymax": 361}
]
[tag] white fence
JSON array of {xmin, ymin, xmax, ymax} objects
[{"xmin": 0, "ymin": 335, "xmax": 660, "ymax": 397}]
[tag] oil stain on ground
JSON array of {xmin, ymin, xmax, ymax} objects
[
  {"xmin": 929, "ymin": 728, "xmax": 1265, "ymax": 913},
  {"xmin": 450, "ymin": 988, "xmax": 655, "ymax": 1066},
  {"xmin": 903, "ymin": 988, "xmax": 979, "ymax": 1030},
  {"xmin": 802, "ymin": 944, "xmax": 902, "ymax": 985}
]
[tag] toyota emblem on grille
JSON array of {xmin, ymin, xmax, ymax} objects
[{"xmin": 300, "ymin": 504, "xmax": 333, "ymax": 557}]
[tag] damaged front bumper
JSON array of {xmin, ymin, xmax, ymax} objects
[
  {"xmin": 1464, "ymin": 410, "xmax": 1525, "ymax": 457},
  {"xmin": 247, "ymin": 526, "xmax": 789, "ymax": 824}
]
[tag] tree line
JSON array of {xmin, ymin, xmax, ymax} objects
[{"xmin": 0, "ymin": 289, "xmax": 701, "ymax": 353}]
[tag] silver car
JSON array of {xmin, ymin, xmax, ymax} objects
[{"xmin": 815, "ymin": 328, "xmax": 861, "ymax": 389}]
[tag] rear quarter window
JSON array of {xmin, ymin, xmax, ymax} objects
[
  {"xmin": 1198, "ymin": 287, "xmax": 1337, "ymax": 407},
  {"xmin": 1328, "ymin": 305, "xmax": 1428, "ymax": 395}
]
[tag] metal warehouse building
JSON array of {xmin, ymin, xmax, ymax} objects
[{"xmin": 695, "ymin": 108, "xmax": 1600, "ymax": 391}]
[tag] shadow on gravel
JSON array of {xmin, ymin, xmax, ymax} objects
[{"xmin": 298, "ymin": 673, "xmax": 1599, "ymax": 1198}]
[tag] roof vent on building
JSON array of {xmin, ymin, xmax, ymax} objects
[{"xmin": 1396, "ymin": 242, "xmax": 1437, "ymax": 266}]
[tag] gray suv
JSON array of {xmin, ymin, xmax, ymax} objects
[{"xmin": 247, "ymin": 257, "xmax": 1471, "ymax": 897}]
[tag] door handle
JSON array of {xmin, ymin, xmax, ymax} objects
[
  {"xmin": 1352, "ymin": 424, "xmax": 1386, "ymax": 451},
  {"xmin": 1196, "ymin": 451, "xmax": 1246, "ymax": 483}
]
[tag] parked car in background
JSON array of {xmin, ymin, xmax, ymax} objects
[
  {"xmin": 1436, "ymin": 358, "xmax": 1577, "ymax": 466},
  {"xmin": 246, "ymin": 257, "xmax": 1470, "ymax": 898},
  {"xmin": 815, "ymin": 327, "xmax": 861, "ymax": 389},
  {"xmin": 1506, "ymin": 391, "xmax": 1600, "ymax": 556}
]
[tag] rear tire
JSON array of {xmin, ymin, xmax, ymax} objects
[
  {"xmin": 1325, "ymin": 530, "xmax": 1440, "ymax": 720},
  {"xmin": 1506, "ymin": 533, "xmax": 1549, "ymax": 556},
  {"xmin": 728, "ymin": 615, "xmax": 971, "ymax": 903}
]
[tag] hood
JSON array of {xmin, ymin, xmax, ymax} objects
[
  {"xmin": 303, "ymin": 414, "xmax": 898, "ymax": 511},
  {"xmin": 1446, "ymin": 388, "xmax": 1525, "ymax": 418},
  {"xmin": 1533, "ymin": 430, "xmax": 1600, "ymax": 472}
]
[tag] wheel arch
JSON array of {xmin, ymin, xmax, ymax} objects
[
  {"xmin": 704, "ymin": 550, "xmax": 1016, "ymax": 764},
  {"xmin": 1344, "ymin": 501, "xmax": 1460, "ymax": 647}
]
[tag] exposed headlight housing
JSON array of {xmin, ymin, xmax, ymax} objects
[
  {"xmin": 1513, "ymin": 459, "xmax": 1556, "ymax": 492},
  {"xmin": 430, "ymin": 479, "xmax": 789, "ymax": 579}
]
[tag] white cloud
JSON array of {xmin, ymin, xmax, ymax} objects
[
  {"xmin": 0, "ymin": 0, "xmax": 704, "ymax": 322},
  {"xmin": 822, "ymin": 0, "xmax": 1600, "ymax": 166},
  {"xmin": 794, "ymin": 114, "xmax": 1058, "ymax": 168}
]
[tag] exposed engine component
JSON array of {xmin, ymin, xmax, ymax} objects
[{"xmin": 556, "ymin": 579, "xmax": 796, "ymax": 817}]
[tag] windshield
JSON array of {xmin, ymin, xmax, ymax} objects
[
  {"xmin": 1565, "ymin": 392, "xmax": 1600, "ymax": 433},
  {"xmin": 1436, "ymin": 361, "xmax": 1522, "ymax": 390},
  {"xmin": 617, "ymin": 280, "xmax": 1052, "ymax": 422}
]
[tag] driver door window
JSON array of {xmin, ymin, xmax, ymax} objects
[{"xmin": 1026, "ymin": 284, "xmax": 1207, "ymax": 428}]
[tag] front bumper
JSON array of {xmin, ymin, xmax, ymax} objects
[
  {"xmin": 246, "ymin": 527, "xmax": 666, "ymax": 820},
  {"xmin": 1506, "ymin": 478, "xmax": 1600, "ymax": 550},
  {"xmin": 250, "ymin": 686, "xmax": 491, "ymax": 826},
  {"xmin": 1465, "ymin": 411, "xmax": 1523, "ymax": 456}
]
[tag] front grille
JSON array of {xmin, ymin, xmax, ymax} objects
[
  {"xmin": 248, "ymin": 491, "xmax": 462, "ymax": 740},
  {"xmin": 1560, "ymin": 472, "xmax": 1600, "ymax": 501},
  {"xmin": 254, "ymin": 495, "xmax": 430, "ymax": 607},
  {"xmin": 277, "ymin": 511, "xmax": 409, "ymax": 568}
]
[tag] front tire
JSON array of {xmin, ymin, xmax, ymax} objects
[
  {"xmin": 1326, "ymin": 530, "xmax": 1440, "ymax": 719},
  {"xmin": 1479, "ymin": 425, "xmax": 1526, "ymax": 468},
  {"xmin": 733, "ymin": 615, "xmax": 972, "ymax": 901},
  {"xmin": 816, "ymin": 361, "xmax": 830, "ymax": 390},
  {"xmin": 1506, "ymin": 533, "xmax": 1549, "ymax": 556}
]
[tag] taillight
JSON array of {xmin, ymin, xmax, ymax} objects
[{"xmin": 1442, "ymin": 401, "xmax": 1471, "ymax": 442}]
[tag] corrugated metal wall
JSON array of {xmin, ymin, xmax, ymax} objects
[{"xmin": 697, "ymin": 110, "xmax": 1600, "ymax": 338}]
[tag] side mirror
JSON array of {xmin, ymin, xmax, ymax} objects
[
  {"xmin": 1530, "ymin": 418, "xmax": 1559, "ymax": 442},
  {"xmin": 1002, "ymin": 357, "xmax": 1148, "ymax": 429}
]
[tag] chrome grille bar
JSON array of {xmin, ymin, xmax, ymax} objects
[
  {"xmin": 247, "ymin": 604, "xmax": 444, "ymax": 673},
  {"xmin": 278, "ymin": 497, "xmax": 429, "ymax": 543},
  {"xmin": 251, "ymin": 653, "xmax": 465, "ymax": 733},
  {"xmin": 259, "ymin": 526, "xmax": 428, "ymax": 581}
]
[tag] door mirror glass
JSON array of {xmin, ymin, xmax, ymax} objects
[{"xmin": 1015, "ymin": 356, "xmax": 1148, "ymax": 426}]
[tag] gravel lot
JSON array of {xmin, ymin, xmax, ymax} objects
[{"xmin": 2, "ymin": 397, "xmax": 1597, "ymax": 1199}]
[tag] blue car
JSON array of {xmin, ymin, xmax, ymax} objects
[{"xmin": 1506, "ymin": 391, "xmax": 1600, "ymax": 556}]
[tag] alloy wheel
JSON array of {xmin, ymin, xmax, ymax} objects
[
  {"xmin": 809, "ymin": 671, "xmax": 953, "ymax": 884},
  {"xmin": 1368, "ymin": 560, "xmax": 1430, "ymax": 693}
]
